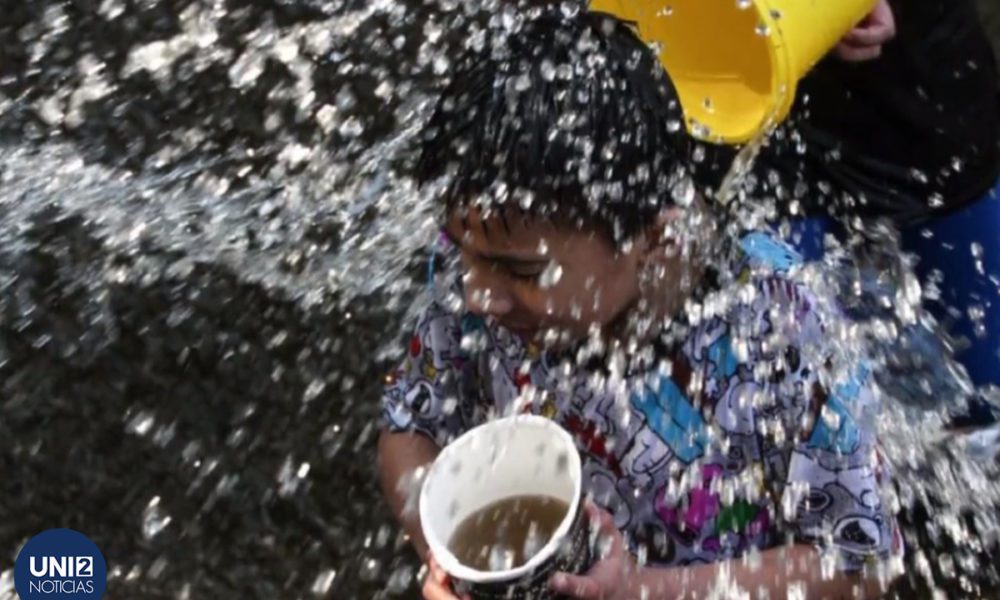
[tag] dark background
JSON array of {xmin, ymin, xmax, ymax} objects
[{"xmin": 982, "ymin": 0, "xmax": 1000, "ymax": 57}]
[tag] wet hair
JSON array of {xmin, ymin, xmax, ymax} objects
[{"xmin": 415, "ymin": 10, "xmax": 721, "ymax": 244}]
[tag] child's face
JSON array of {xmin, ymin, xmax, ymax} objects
[{"xmin": 444, "ymin": 206, "xmax": 645, "ymax": 346}]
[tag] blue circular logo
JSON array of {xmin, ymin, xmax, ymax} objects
[{"xmin": 14, "ymin": 529, "xmax": 106, "ymax": 599}]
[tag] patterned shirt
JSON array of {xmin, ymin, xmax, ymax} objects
[{"xmin": 382, "ymin": 232, "xmax": 900, "ymax": 570}]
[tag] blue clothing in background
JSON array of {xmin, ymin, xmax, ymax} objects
[{"xmin": 784, "ymin": 178, "xmax": 1000, "ymax": 426}]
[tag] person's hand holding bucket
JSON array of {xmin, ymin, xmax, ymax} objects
[{"xmin": 834, "ymin": 0, "xmax": 897, "ymax": 62}]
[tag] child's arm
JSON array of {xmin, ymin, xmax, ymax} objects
[
  {"xmin": 641, "ymin": 545, "xmax": 884, "ymax": 598},
  {"xmin": 584, "ymin": 549, "xmax": 879, "ymax": 599},
  {"xmin": 377, "ymin": 288, "xmax": 473, "ymax": 560},
  {"xmin": 377, "ymin": 430, "xmax": 440, "ymax": 561},
  {"xmin": 551, "ymin": 507, "xmax": 890, "ymax": 599},
  {"xmin": 834, "ymin": 0, "xmax": 895, "ymax": 62}
]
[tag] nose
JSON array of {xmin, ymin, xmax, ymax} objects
[{"xmin": 464, "ymin": 269, "xmax": 513, "ymax": 318}]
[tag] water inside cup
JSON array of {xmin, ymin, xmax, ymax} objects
[
  {"xmin": 447, "ymin": 494, "xmax": 570, "ymax": 572},
  {"xmin": 420, "ymin": 416, "xmax": 583, "ymax": 583}
]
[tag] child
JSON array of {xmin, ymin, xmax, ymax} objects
[{"xmin": 378, "ymin": 11, "xmax": 900, "ymax": 599}]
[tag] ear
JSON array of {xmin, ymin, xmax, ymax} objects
[{"xmin": 638, "ymin": 207, "xmax": 684, "ymax": 268}]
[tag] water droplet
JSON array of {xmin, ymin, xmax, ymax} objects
[
  {"xmin": 359, "ymin": 557, "xmax": 382, "ymax": 582},
  {"xmin": 488, "ymin": 545, "xmax": 515, "ymax": 571},
  {"xmin": 142, "ymin": 497, "xmax": 172, "ymax": 540},
  {"xmin": 127, "ymin": 411, "xmax": 156, "ymax": 437},
  {"xmin": 539, "ymin": 262, "xmax": 563, "ymax": 288},
  {"xmin": 690, "ymin": 120, "xmax": 711, "ymax": 139},
  {"xmin": 555, "ymin": 451, "xmax": 569, "ymax": 473},
  {"xmin": 273, "ymin": 37, "xmax": 299, "ymax": 63},
  {"xmin": 35, "ymin": 96, "xmax": 64, "ymax": 125},
  {"xmin": 339, "ymin": 117, "xmax": 364, "ymax": 138},
  {"xmin": 745, "ymin": 545, "xmax": 762, "ymax": 571},
  {"xmin": 229, "ymin": 52, "xmax": 265, "ymax": 88},
  {"xmin": 277, "ymin": 456, "xmax": 303, "ymax": 497},
  {"xmin": 559, "ymin": 1, "xmax": 581, "ymax": 19},
  {"xmin": 335, "ymin": 88, "xmax": 357, "ymax": 111},
  {"xmin": 540, "ymin": 59, "xmax": 556, "ymax": 81},
  {"xmin": 375, "ymin": 81, "xmax": 394, "ymax": 101},
  {"xmin": 671, "ymin": 177, "xmax": 696, "ymax": 206},
  {"xmin": 522, "ymin": 522, "xmax": 545, "ymax": 562},
  {"xmin": 386, "ymin": 565, "xmax": 414, "ymax": 594},
  {"xmin": 311, "ymin": 569, "xmax": 337, "ymax": 595},
  {"xmin": 278, "ymin": 143, "xmax": 312, "ymax": 168},
  {"xmin": 98, "ymin": 0, "xmax": 125, "ymax": 19},
  {"xmin": 304, "ymin": 378, "xmax": 327, "ymax": 402},
  {"xmin": 557, "ymin": 112, "xmax": 578, "ymax": 131}
]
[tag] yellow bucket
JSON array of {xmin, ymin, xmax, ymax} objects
[{"xmin": 590, "ymin": 0, "xmax": 879, "ymax": 144}]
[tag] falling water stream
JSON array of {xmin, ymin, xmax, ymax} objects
[{"xmin": 1, "ymin": 0, "xmax": 998, "ymax": 598}]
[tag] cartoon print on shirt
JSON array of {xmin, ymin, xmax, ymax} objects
[
  {"xmin": 687, "ymin": 319, "xmax": 740, "ymax": 383},
  {"xmin": 740, "ymin": 232, "xmax": 803, "ymax": 273},
  {"xmin": 381, "ymin": 386, "xmax": 412, "ymax": 431},
  {"xmin": 628, "ymin": 346, "xmax": 710, "ymax": 466},
  {"xmin": 630, "ymin": 375, "xmax": 708, "ymax": 465},
  {"xmin": 788, "ymin": 450, "xmax": 882, "ymax": 510},
  {"xmin": 715, "ymin": 380, "xmax": 759, "ymax": 436},
  {"xmin": 798, "ymin": 484, "xmax": 885, "ymax": 554},
  {"xmin": 585, "ymin": 464, "xmax": 633, "ymax": 531},
  {"xmin": 654, "ymin": 461, "xmax": 771, "ymax": 557},
  {"xmin": 805, "ymin": 367, "xmax": 870, "ymax": 456},
  {"xmin": 785, "ymin": 446, "xmax": 891, "ymax": 560},
  {"xmin": 408, "ymin": 317, "xmax": 456, "ymax": 381},
  {"xmin": 564, "ymin": 410, "xmax": 625, "ymax": 479},
  {"xmin": 619, "ymin": 421, "xmax": 674, "ymax": 492}
]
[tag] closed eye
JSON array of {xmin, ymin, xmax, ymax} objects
[{"xmin": 505, "ymin": 263, "xmax": 546, "ymax": 281}]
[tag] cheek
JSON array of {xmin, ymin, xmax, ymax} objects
[
  {"xmin": 499, "ymin": 280, "xmax": 584, "ymax": 327},
  {"xmin": 511, "ymin": 286, "xmax": 561, "ymax": 321},
  {"xmin": 555, "ymin": 259, "xmax": 639, "ymax": 326},
  {"xmin": 589, "ymin": 268, "xmax": 639, "ymax": 320}
]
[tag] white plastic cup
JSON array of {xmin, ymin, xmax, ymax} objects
[{"xmin": 419, "ymin": 415, "xmax": 592, "ymax": 599}]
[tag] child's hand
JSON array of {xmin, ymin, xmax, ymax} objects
[
  {"xmin": 422, "ymin": 556, "xmax": 469, "ymax": 600},
  {"xmin": 548, "ymin": 503, "xmax": 640, "ymax": 600},
  {"xmin": 834, "ymin": 0, "xmax": 896, "ymax": 62}
]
